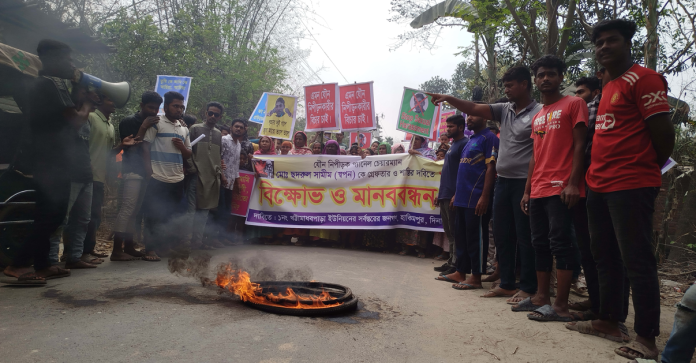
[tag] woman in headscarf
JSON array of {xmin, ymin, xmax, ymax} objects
[
  {"xmin": 307, "ymin": 140, "xmax": 342, "ymax": 246},
  {"xmin": 248, "ymin": 136, "xmax": 281, "ymax": 244},
  {"xmin": 370, "ymin": 141, "xmax": 380, "ymax": 154},
  {"xmin": 289, "ymin": 131, "xmax": 313, "ymax": 155},
  {"xmin": 392, "ymin": 143, "xmax": 406, "ymax": 154},
  {"xmin": 408, "ymin": 135, "xmax": 437, "ymax": 160},
  {"xmin": 284, "ymin": 131, "xmax": 312, "ymax": 244},
  {"xmin": 280, "ymin": 141, "xmax": 292, "ymax": 155},
  {"xmin": 324, "ymin": 140, "xmax": 340, "ymax": 155},
  {"xmin": 377, "ymin": 142, "xmax": 392, "ymax": 155}
]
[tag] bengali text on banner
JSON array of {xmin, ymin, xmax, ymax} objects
[
  {"xmin": 246, "ymin": 154, "xmax": 444, "ymax": 231},
  {"xmin": 304, "ymin": 83, "xmax": 339, "ymax": 132}
]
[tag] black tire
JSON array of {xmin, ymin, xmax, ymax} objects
[{"xmin": 244, "ymin": 295, "xmax": 359, "ymax": 316}]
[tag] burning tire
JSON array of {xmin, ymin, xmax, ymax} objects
[
  {"xmin": 243, "ymin": 281, "xmax": 359, "ymax": 316},
  {"xmin": 215, "ymin": 266, "xmax": 359, "ymax": 316}
]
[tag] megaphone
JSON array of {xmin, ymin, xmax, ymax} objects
[{"xmin": 74, "ymin": 70, "xmax": 131, "ymax": 108}]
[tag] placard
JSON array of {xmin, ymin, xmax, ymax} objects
[
  {"xmin": 231, "ymin": 171, "xmax": 257, "ymax": 217},
  {"xmin": 257, "ymin": 93, "xmax": 298, "ymax": 140},
  {"xmin": 155, "ymin": 75, "xmax": 192, "ymax": 115},
  {"xmin": 339, "ymin": 82, "xmax": 376, "ymax": 132},
  {"xmin": 304, "ymin": 83, "xmax": 339, "ymax": 132},
  {"xmin": 350, "ymin": 132, "xmax": 372, "ymax": 148},
  {"xmin": 437, "ymin": 109, "xmax": 457, "ymax": 138},
  {"xmin": 396, "ymin": 87, "xmax": 439, "ymax": 138}
]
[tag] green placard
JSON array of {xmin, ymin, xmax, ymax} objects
[{"xmin": 396, "ymin": 87, "xmax": 438, "ymax": 138}]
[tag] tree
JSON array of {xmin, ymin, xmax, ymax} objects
[{"xmin": 419, "ymin": 76, "xmax": 452, "ymax": 94}]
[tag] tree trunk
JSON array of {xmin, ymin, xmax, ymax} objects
[
  {"xmin": 669, "ymin": 173, "xmax": 696, "ymax": 262},
  {"xmin": 644, "ymin": 0, "xmax": 659, "ymax": 70},
  {"xmin": 484, "ymin": 28, "xmax": 497, "ymax": 102},
  {"xmin": 474, "ymin": 32, "xmax": 481, "ymax": 84}
]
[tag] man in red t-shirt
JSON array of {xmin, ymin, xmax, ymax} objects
[
  {"xmin": 515, "ymin": 55, "xmax": 587, "ymax": 323},
  {"xmin": 566, "ymin": 19, "xmax": 675, "ymax": 360}
]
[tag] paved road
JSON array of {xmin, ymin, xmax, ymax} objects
[{"xmin": 0, "ymin": 245, "xmax": 675, "ymax": 363}]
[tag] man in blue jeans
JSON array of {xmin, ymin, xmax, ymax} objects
[{"xmin": 428, "ymin": 66, "xmax": 541, "ymax": 301}]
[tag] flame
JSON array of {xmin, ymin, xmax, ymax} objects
[{"xmin": 215, "ymin": 264, "xmax": 342, "ymax": 309}]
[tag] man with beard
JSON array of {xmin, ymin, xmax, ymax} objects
[
  {"xmin": 517, "ymin": 55, "xmax": 587, "ymax": 323},
  {"xmin": 110, "ymin": 91, "xmax": 162, "ymax": 261},
  {"xmin": 432, "ymin": 114, "xmax": 468, "ymax": 275},
  {"xmin": 428, "ymin": 66, "xmax": 541, "ymax": 302},
  {"xmin": 187, "ymin": 102, "xmax": 224, "ymax": 251},
  {"xmin": 141, "ymin": 91, "xmax": 191, "ymax": 261},
  {"xmin": 438, "ymin": 112, "xmax": 498, "ymax": 290},
  {"xmin": 3, "ymin": 40, "xmax": 92, "ymax": 283},
  {"xmin": 567, "ymin": 19, "xmax": 674, "ymax": 361}
]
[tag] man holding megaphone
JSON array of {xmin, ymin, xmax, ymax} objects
[{"xmin": 3, "ymin": 40, "xmax": 95, "ymax": 283}]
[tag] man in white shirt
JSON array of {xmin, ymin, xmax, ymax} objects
[{"xmin": 141, "ymin": 91, "xmax": 191, "ymax": 261}]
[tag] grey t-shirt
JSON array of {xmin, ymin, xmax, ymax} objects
[{"xmin": 489, "ymin": 101, "xmax": 542, "ymax": 179}]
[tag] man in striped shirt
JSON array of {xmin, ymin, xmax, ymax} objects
[{"xmin": 141, "ymin": 91, "xmax": 191, "ymax": 261}]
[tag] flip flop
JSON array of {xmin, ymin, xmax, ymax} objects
[
  {"xmin": 511, "ymin": 297, "xmax": 544, "ymax": 312},
  {"xmin": 435, "ymin": 275, "xmax": 459, "ymax": 283},
  {"xmin": 564, "ymin": 321, "xmax": 630, "ymax": 342},
  {"xmin": 527, "ymin": 304, "xmax": 574, "ymax": 322},
  {"xmin": 614, "ymin": 341, "xmax": 659, "ymax": 360},
  {"xmin": 43, "ymin": 270, "xmax": 71, "ymax": 280},
  {"xmin": 452, "ymin": 282, "xmax": 483, "ymax": 290},
  {"xmin": 481, "ymin": 289, "xmax": 518, "ymax": 298},
  {"xmin": 0, "ymin": 272, "xmax": 47, "ymax": 286}
]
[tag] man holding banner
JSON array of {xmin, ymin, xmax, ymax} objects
[{"xmin": 428, "ymin": 66, "xmax": 542, "ymax": 301}]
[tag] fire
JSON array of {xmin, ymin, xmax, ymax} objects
[{"xmin": 215, "ymin": 264, "xmax": 342, "ymax": 309}]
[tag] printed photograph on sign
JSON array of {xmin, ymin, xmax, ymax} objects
[
  {"xmin": 304, "ymin": 83, "xmax": 339, "ymax": 132},
  {"xmin": 258, "ymin": 93, "xmax": 297, "ymax": 140},
  {"xmin": 338, "ymin": 82, "xmax": 376, "ymax": 132},
  {"xmin": 155, "ymin": 75, "xmax": 192, "ymax": 115},
  {"xmin": 396, "ymin": 87, "xmax": 439, "ymax": 138},
  {"xmin": 350, "ymin": 132, "xmax": 372, "ymax": 148}
]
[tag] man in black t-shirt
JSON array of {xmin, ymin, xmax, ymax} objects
[
  {"xmin": 433, "ymin": 114, "xmax": 468, "ymax": 274},
  {"xmin": 110, "ymin": 91, "xmax": 162, "ymax": 261},
  {"xmin": 3, "ymin": 40, "xmax": 93, "ymax": 283}
]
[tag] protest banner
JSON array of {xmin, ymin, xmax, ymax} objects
[
  {"xmin": 155, "ymin": 75, "xmax": 192, "ymax": 115},
  {"xmin": 246, "ymin": 154, "xmax": 443, "ymax": 231},
  {"xmin": 338, "ymin": 82, "xmax": 376, "ymax": 132},
  {"xmin": 304, "ymin": 83, "xmax": 339, "ymax": 132},
  {"xmin": 396, "ymin": 87, "xmax": 439, "ymax": 138},
  {"xmin": 437, "ymin": 109, "xmax": 457, "ymax": 138},
  {"xmin": 257, "ymin": 93, "xmax": 298, "ymax": 140},
  {"xmin": 249, "ymin": 92, "xmax": 268, "ymax": 124},
  {"xmin": 350, "ymin": 132, "xmax": 372, "ymax": 149},
  {"xmin": 231, "ymin": 171, "xmax": 257, "ymax": 217}
]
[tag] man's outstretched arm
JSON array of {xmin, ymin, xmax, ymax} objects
[{"xmin": 426, "ymin": 93, "xmax": 494, "ymax": 120}]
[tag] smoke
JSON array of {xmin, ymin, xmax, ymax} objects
[{"xmin": 168, "ymin": 251, "xmax": 314, "ymax": 285}]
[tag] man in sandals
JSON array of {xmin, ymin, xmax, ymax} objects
[
  {"xmin": 428, "ymin": 67, "xmax": 541, "ymax": 301},
  {"xmin": 435, "ymin": 112, "xmax": 498, "ymax": 290},
  {"xmin": 566, "ymin": 19, "xmax": 674, "ymax": 361},
  {"xmin": 140, "ymin": 91, "xmax": 192, "ymax": 261},
  {"xmin": 517, "ymin": 54, "xmax": 587, "ymax": 322},
  {"xmin": 3, "ymin": 40, "xmax": 93, "ymax": 282}
]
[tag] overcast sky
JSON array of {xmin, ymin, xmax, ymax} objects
[{"xmin": 300, "ymin": 0, "xmax": 473, "ymax": 142}]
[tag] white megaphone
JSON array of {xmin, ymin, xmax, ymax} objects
[{"xmin": 74, "ymin": 70, "xmax": 131, "ymax": 108}]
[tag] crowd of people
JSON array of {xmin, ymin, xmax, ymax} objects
[{"xmin": 2, "ymin": 18, "xmax": 695, "ymax": 363}]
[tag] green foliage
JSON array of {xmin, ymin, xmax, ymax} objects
[{"xmin": 85, "ymin": 2, "xmax": 290, "ymax": 130}]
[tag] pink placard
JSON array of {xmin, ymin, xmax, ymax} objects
[
  {"xmin": 231, "ymin": 170, "xmax": 257, "ymax": 217},
  {"xmin": 304, "ymin": 83, "xmax": 339, "ymax": 132},
  {"xmin": 437, "ymin": 110, "xmax": 457, "ymax": 138},
  {"xmin": 339, "ymin": 82, "xmax": 376, "ymax": 132}
]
